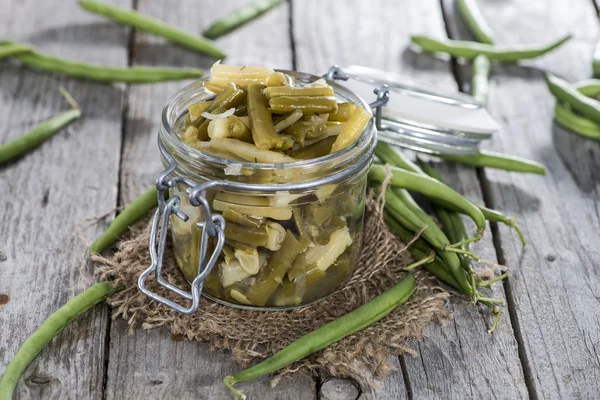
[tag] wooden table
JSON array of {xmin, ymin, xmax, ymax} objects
[{"xmin": 1, "ymin": 0, "xmax": 599, "ymax": 398}]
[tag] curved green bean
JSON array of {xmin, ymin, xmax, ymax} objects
[
  {"xmin": 433, "ymin": 150, "xmax": 546, "ymax": 175},
  {"xmin": 7, "ymin": 41, "xmax": 203, "ymax": 83},
  {"xmin": 546, "ymin": 73, "xmax": 600, "ymax": 125},
  {"xmin": 553, "ymin": 80, "xmax": 600, "ymax": 140},
  {"xmin": 411, "ymin": 34, "xmax": 571, "ymax": 62},
  {"xmin": 0, "ymin": 89, "xmax": 81, "ymax": 164},
  {"xmin": 0, "ymin": 282, "xmax": 123, "ymax": 400},
  {"xmin": 0, "ymin": 42, "xmax": 32, "ymax": 61},
  {"xmin": 203, "ymin": 0, "xmax": 284, "ymax": 40},
  {"xmin": 456, "ymin": 0, "xmax": 494, "ymax": 45},
  {"xmin": 224, "ymin": 274, "xmax": 416, "ymax": 399},
  {"xmin": 89, "ymin": 187, "xmax": 159, "ymax": 254},
  {"xmin": 368, "ymin": 164, "xmax": 486, "ymax": 235},
  {"xmin": 79, "ymin": 0, "xmax": 225, "ymax": 58}
]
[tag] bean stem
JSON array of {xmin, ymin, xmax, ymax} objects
[
  {"xmin": 5, "ymin": 41, "xmax": 203, "ymax": 83},
  {"xmin": 224, "ymin": 274, "xmax": 416, "ymax": 398},
  {"xmin": 411, "ymin": 34, "xmax": 571, "ymax": 62},
  {"xmin": 404, "ymin": 252, "xmax": 435, "ymax": 270},
  {"xmin": 79, "ymin": 0, "xmax": 225, "ymax": 59},
  {"xmin": 203, "ymin": 0, "xmax": 285, "ymax": 40},
  {"xmin": 0, "ymin": 282, "xmax": 123, "ymax": 400},
  {"xmin": 478, "ymin": 272, "xmax": 509, "ymax": 287},
  {"xmin": 89, "ymin": 187, "xmax": 159, "ymax": 254},
  {"xmin": 0, "ymin": 89, "xmax": 81, "ymax": 164}
]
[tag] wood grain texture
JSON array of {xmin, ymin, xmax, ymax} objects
[
  {"xmin": 443, "ymin": 0, "xmax": 600, "ymax": 398},
  {"xmin": 103, "ymin": 1, "xmax": 316, "ymax": 399},
  {"xmin": 292, "ymin": 0, "xmax": 526, "ymax": 398},
  {"xmin": 0, "ymin": 0, "xmax": 129, "ymax": 398}
]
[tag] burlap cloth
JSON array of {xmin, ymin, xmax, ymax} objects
[{"xmin": 92, "ymin": 196, "xmax": 451, "ymax": 387}]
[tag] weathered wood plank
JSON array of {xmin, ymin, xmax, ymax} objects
[
  {"xmin": 103, "ymin": 1, "xmax": 316, "ymax": 399},
  {"xmin": 443, "ymin": 0, "xmax": 600, "ymax": 398},
  {"xmin": 293, "ymin": 0, "xmax": 527, "ymax": 398},
  {"xmin": 0, "ymin": 0, "xmax": 129, "ymax": 398}
]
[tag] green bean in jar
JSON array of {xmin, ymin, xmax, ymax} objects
[{"xmin": 161, "ymin": 64, "xmax": 375, "ymax": 309}]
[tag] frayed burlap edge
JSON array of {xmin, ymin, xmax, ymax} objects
[{"xmin": 92, "ymin": 194, "xmax": 451, "ymax": 389}]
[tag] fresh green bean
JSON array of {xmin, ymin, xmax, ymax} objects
[
  {"xmin": 6, "ymin": 41, "xmax": 203, "ymax": 83},
  {"xmin": 89, "ymin": 187, "xmax": 159, "ymax": 254},
  {"xmin": 0, "ymin": 89, "xmax": 81, "ymax": 164},
  {"xmin": 545, "ymin": 73, "xmax": 600, "ymax": 125},
  {"xmin": 0, "ymin": 42, "xmax": 32, "ymax": 61},
  {"xmin": 471, "ymin": 54, "xmax": 491, "ymax": 105},
  {"xmin": 553, "ymin": 79, "xmax": 600, "ymax": 139},
  {"xmin": 433, "ymin": 150, "xmax": 546, "ymax": 175},
  {"xmin": 0, "ymin": 282, "xmax": 123, "ymax": 400},
  {"xmin": 203, "ymin": 0, "xmax": 284, "ymax": 40},
  {"xmin": 224, "ymin": 274, "xmax": 416, "ymax": 399},
  {"xmin": 456, "ymin": 0, "xmax": 494, "ymax": 44},
  {"xmin": 248, "ymin": 83, "xmax": 284, "ymax": 149},
  {"xmin": 368, "ymin": 164, "xmax": 486, "ymax": 235},
  {"xmin": 79, "ymin": 0, "xmax": 226, "ymax": 58},
  {"xmin": 411, "ymin": 34, "xmax": 571, "ymax": 62}
]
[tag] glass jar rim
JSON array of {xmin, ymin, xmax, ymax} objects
[{"xmin": 159, "ymin": 70, "xmax": 376, "ymax": 182}]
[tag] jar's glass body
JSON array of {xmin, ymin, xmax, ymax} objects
[{"xmin": 159, "ymin": 71, "xmax": 376, "ymax": 310}]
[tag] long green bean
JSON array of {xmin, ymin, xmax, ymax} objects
[
  {"xmin": 368, "ymin": 164, "xmax": 486, "ymax": 235},
  {"xmin": 545, "ymin": 73, "xmax": 600, "ymax": 125},
  {"xmin": 456, "ymin": 0, "xmax": 494, "ymax": 45},
  {"xmin": 411, "ymin": 34, "xmax": 571, "ymax": 62},
  {"xmin": 0, "ymin": 282, "xmax": 123, "ymax": 400},
  {"xmin": 553, "ymin": 79, "xmax": 600, "ymax": 139},
  {"xmin": 433, "ymin": 150, "xmax": 546, "ymax": 175},
  {"xmin": 6, "ymin": 41, "xmax": 203, "ymax": 83},
  {"xmin": 79, "ymin": 0, "xmax": 225, "ymax": 58},
  {"xmin": 0, "ymin": 42, "xmax": 32, "ymax": 61},
  {"xmin": 203, "ymin": 0, "xmax": 284, "ymax": 40},
  {"xmin": 89, "ymin": 187, "xmax": 159, "ymax": 254},
  {"xmin": 224, "ymin": 274, "xmax": 416, "ymax": 399},
  {"xmin": 0, "ymin": 89, "xmax": 81, "ymax": 164}
]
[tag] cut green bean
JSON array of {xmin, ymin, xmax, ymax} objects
[
  {"xmin": 6, "ymin": 41, "xmax": 203, "ymax": 83},
  {"xmin": 0, "ymin": 42, "xmax": 32, "ymax": 61},
  {"xmin": 203, "ymin": 0, "xmax": 284, "ymax": 40},
  {"xmin": 328, "ymin": 102, "xmax": 357, "ymax": 122},
  {"xmin": 0, "ymin": 89, "xmax": 81, "ymax": 164},
  {"xmin": 545, "ymin": 73, "xmax": 600, "ymax": 125},
  {"xmin": 273, "ymin": 109, "xmax": 303, "ymax": 133},
  {"xmin": 411, "ymin": 34, "xmax": 571, "ymax": 62},
  {"xmin": 433, "ymin": 150, "xmax": 546, "ymax": 175},
  {"xmin": 269, "ymin": 96, "xmax": 338, "ymax": 114},
  {"xmin": 331, "ymin": 106, "xmax": 371, "ymax": 153},
  {"xmin": 264, "ymin": 85, "xmax": 334, "ymax": 98},
  {"xmin": 89, "ymin": 187, "xmax": 159, "ymax": 254},
  {"xmin": 456, "ymin": 0, "xmax": 494, "ymax": 45},
  {"xmin": 283, "ymin": 120, "xmax": 327, "ymax": 147},
  {"xmin": 79, "ymin": 0, "xmax": 226, "ymax": 58},
  {"xmin": 210, "ymin": 138, "xmax": 295, "ymax": 163},
  {"xmin": 248, "ymin": 83, "xmax": 284, "ymax": 149},
  {"xmin": 471, "ymin": 54, "xmax": 491, "ymax": 105},
  {"xmin": 224, "ymin": 274, "xmax": 416, "ymax": 399},
  {"xmin": 0, "ymin": 282, "xmax": 123, "ymax": 400},
  {"xmin": 368, "ymin": 164, "xmax": 486, "ymax": 235},
  {"xmin": 289, "ymin": 136, "xmax": 336, "ymax": 159}
]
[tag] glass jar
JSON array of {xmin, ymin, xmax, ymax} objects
[{"xmin": 155, "ymin": 71, "xmax": 376, "ymax": 311}]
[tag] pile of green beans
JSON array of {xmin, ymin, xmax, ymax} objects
[
  {"xmin": 0, "ymin": 282, "xmax": 123, "ymax": 400},
  {"xmin": 0, "ymin": 89, "xmax": 81, "ymax": 164},
  {"xmin": 79, "ymin": 0, "xmax": 226, "ymax": 59},
  {"xmin": 546, "ymin": 75, "xmax": 600, "ymax": 140},
  {"xmin": 203, "ymin": 0, "xmax": 284, "ymax": 40},
  {"xmin": 224, "ymin": 274, "xmax": 416, "ymax": 399}
]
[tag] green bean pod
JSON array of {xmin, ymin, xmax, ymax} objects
[
  {"xmin": 471, "ymin": 54, "xmax": 491, "ymax": 106},
  {"xmin": 0, "ymin": 42, "xmax": 32, "ymax": 60},
  {"xmin": 545, "ymin": 73, "xmax": 600, "ymax": 125},
  {"xmin": 552, "ymin": 79, "xmax": 600, "ymax": 140},
  {"xmin": 456, "ymin": 0, "xmax": 494, "ymax": 44},
  {"xmin": 411, "ymin": 34, "xmax": 571, "ymax": 62},
  {"xmin": 368, "ymin": 164, "xmax": 486, "ymax": 235},
  {"xmin": 224, "ymin": 274, "xmax": 416, "ymax": 398},
  {"xmin": 433, "ymin": 150, "xmax": 546, "ymax": 175},
  {"xmin": 89, "ymin": 187, "xmax": 159, "ymax": 254},
  {"xmin": 79, "ymin": 0, "xmax": 226, "ymax": 58},
  {"xmin": 10, "ymin": 43, "xmax": 204, "ymax": 83},
  {"xmin": 0, "ymin": 282, "xmax": 123, "ymax": 400},
  {"xmin": 203, "ymin": 0, "xmax": 285, "ymax": 40},
  {"xmin": 0, "ymin": 107, "xmax": 81, "ymax": 164}
]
